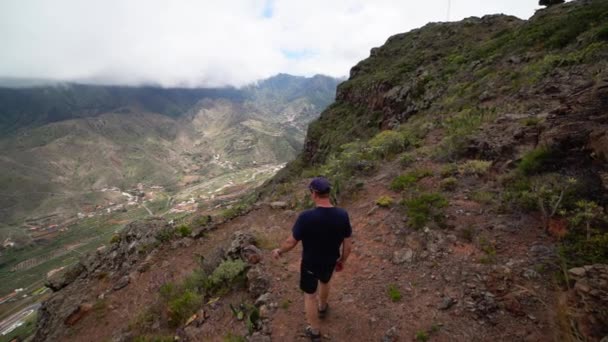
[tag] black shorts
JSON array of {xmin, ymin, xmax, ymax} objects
[{"xmin": 300, "ymin": 262, "xmax": 336, "ymax": 294}]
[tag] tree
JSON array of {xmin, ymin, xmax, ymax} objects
[{"xmin": 539, "ymin": 0, "xmax": 565, "ymax": 7}]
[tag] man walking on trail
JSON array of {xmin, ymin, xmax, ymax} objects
[{"xmin": 272, "ymin": 177, "xmax": 353, "ymax": 341}]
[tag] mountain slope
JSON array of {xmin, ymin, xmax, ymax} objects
[
  {"xmin": 26, "ymin": 1, "xmax": 608, "ymax": 341},
  {"xmin": 0, "ymin": 74, "xmax": 340, "ymax": 224}
]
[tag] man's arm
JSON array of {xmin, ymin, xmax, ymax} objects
[
  {"xmin": 271, "ymin": 236, "xmax": 298, "ymax": 259},
  {"xmin": 338, "ymin": 237, "xmax": 352, "ymax": 263}
]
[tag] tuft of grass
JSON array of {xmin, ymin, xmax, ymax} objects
[
  {"xmin": 440, "ymin": 163, "xmax": 458, "ymax": 178},
  {"xmin": 440, "ymin": 177, "xmax": 458, "ymax": 191},
  {"xmin": 478, "ymin": 237, "xmax": 497, "ymax": 264},
  {"xmin": 390, "ymin": 169, "xmax": 433, "ymax": 191},
  {"xmin": 376, "ymin": 195, "xmax": 394, "ymax": 208},
  {"xmin": 458, "ymin": 160, "xmax": 492, "ymax": 176},
  {"xmin": 401, "ymin": 193, "xmax": 449, "ymax": 229},
  {"xmin": 521, "ymin": 117, "xmax": 541, "ymax": 126},
  {"xmin": 415, "ymin": 330, "xmax": 429, "ymax": 342},
  {"xmin": 387, "ymin": 284, "xmax": 402, "ymax": 302},
  {"xmin": 110, "ymin": 234, "xmax": 121, "ymax": 244},
  {"xmin": 399, "ymin": 153, "xmax": 415, "ymax": 167},
  {"xmin": 176, "ymin": 224, "xmax": 192, "ymax": 237},
  {"xmin": 280, "ymin": 298, "xmax": 291, "ymax": 310},
  {"xmin": 470, "ymin": 191, "xmax": 495, "ymax": 205},
  {"xmin": 223, "ymin": 333, "xmax": 246, "ymax": 342},
  {"xmin": 459, "ymin": 227, "xmax": 475, "ymax": 242}
]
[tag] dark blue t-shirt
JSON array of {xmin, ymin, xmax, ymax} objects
[{"xmin": 292, "ymin": 207, "xmax": 352, "ymax": 265}]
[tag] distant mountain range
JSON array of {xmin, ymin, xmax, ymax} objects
[{"xmin": 0, "ymin": 74, "xmax": 341, "ymax": 224}]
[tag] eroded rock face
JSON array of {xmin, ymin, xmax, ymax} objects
[
  {"xmin": 35, "ymin": 217, "xmax": 172, "ymax": 342},
  {"xmin": 569, "ymin": 264, "xmax": 608, "ymax": 339}
]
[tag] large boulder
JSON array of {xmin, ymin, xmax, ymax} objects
[{"xmin": 45, "ymin": 262, "xmax": 85, "ymax": 292}]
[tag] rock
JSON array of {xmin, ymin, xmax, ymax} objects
[
  {"xmin": 255, "ymin": 293, "xmax": 272, "ymax": 307},
  {"xmin": 574, "ymin": 279, "xmax": 591, "ymax": 293},
  {"xmin": 438, "ymin": 297, "xmax": 456, "ymax": 310},
  {"xmin": 64, "ymin": 303, "xmax": 93, "ymax": 326},
  {"xmin": 226, "ymin": 231, "xmax": 257, "ymax": 260},
  {"xmin": 113, "ymin": 275, "xmax": 130, "ymax": 291},
  {"xmin": 382, "ymin": 326, "xmax": 398, "ymax": 342},
  {"xmin": 569, "ymin": 267, "xmax": 586, "ymax": 277},
  {"xmin": 392, "ymin": 248, "xmax": 414, "ymax": 264},
  {"xmin": 45, "ymin": 262, "xmax": 85, "ymax": 292},
  {"xmin": 522, "ymin": 268, "xmax": 540, "ymax": 280},
  {"xmin": 269, "ymin": 201, "xmax": 288, "ymax": 210},
  {"xmin": 248, "ymin": 332, "xmax": 272, "ymax": 342},
  {"xmin": 247, "ymin": 266, "xmax": 270, "ymax": 298},
  {"xmin": 242, "ymin": 245, "xmax": 262, "ymax": 265}
]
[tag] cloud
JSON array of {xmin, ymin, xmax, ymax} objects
[{"xmin": 0, "ymin": 0, "xmax": 539, "ymax": 87}]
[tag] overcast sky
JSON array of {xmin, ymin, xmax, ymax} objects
[{"xmin": 0, "ymin": 0, "xmax": 542, "ymax": 88}]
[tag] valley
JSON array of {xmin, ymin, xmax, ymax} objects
[{"xmin": 0, "ymin": 74, "xmax": 339, "ymax": 334}]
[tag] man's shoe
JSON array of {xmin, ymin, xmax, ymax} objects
[
  {"xmin": 305, "ymin": 325, "xmax": 322, "ymax": 341},
  {"xmin": 318, "ymin": 303, "xmax": 329, "ymax": 319}
]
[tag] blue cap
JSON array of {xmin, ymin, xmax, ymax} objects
[{"xmin": 309, "ymin": 177, "xmax": 331, "ymax": 194}]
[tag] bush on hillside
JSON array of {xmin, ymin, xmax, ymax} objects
[
  {"xmin": 376, "ymin": 195, "xmax": 394, "ymax": 208},
  {"xmin": 458, "ymin": 160, "xmax": 492, "ymax": 176},
  {"xmin": 368, "ymin": 130, "xmax": 410, "ymax": 159},
  {"xmin": 390, "ymin": 169, "xmax": 433, "ymax": 191},
  {"xmin": 401, "ymin": 193, "xmax": 449, "ymax": 229}
]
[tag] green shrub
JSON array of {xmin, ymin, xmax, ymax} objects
[
  {"xmin": 223, "ymin": 333, "xmax": 246, "ymax": 342},
  {"xmin": 470, "ymin": 191, "xmax": 495, "ymax": 205},
  {"xmin": 368, "ymin": 130, "xmax": 410, "ymax": 159},
  {"xmin": 402, "ymin": 193, "xmax": 449, "ymax": 229},
  {"xmin": 434, "ymin": 108, "xmax": 497, "ymax": 161},
  {"xmin": 459, "ymin": 160, "xmax": 492, "ymax": 176},
  {"xmin": 597, "ymin": 25, "xmax": 608, "ymax": 41},
  {"xmin": 569, "ymin": 200, "xmax": 606, "ymax": 240},
  {"xmin": 479, "ymin": 237, "xmax": 497, "ymax": 264},
  {"xmin": 517, "ymin": 147, "xmax": 554, "ymax": 175},
  {"xmin": 194, "ymin": 215, "xmax": 212, "ymax": 227},
  {"xmin": 399, "ymin": 153, "xmax": 415, "ymax": 167},
  {"xmin": 415, "ymin": 331, "xmax": 429, "ymax": 342},
  {"xmin": 176, "ymin": 224, "xmax": 192, "ymax": 237},
  {"xmin": 440, "ymin": 177, "xmax": 458, "ymax": 191},
  {"xmin": 387, "ymin": 284, "xmax": 402, "ymax": 302},
  {"xmin": 155, "ymin": 227, "xmax": 175, "ymax": 243},
  {"xmin": 110, "ymin": 234, "xmax": 121, "ymax": 244},
  {"xmin": 167, "ymin": 290, "xmax": 201, "ymax": 327},
  {"xmin": 560, "ymin": 233, "xmax": 608, "ymax": 267},
  {"xmin": 208, "ymin": 259, "xmax": 247, "ymax": 292},
  {"xmin": 221, "ymin": 203, "xmax": 248, "ymax": 220},
  {"xmin": 521, "ymin": 117, "xmax": 541, "ymax": 126},
  {"xmin": 390, "ymin": 169, "xmax": 433, "ymax": 191},
  {"xmin": 440, "ymin": 163, "xmax": 458, "ymax": 178},
  {"xmin": 376, "ymin": 195, "xmax": 394, "ymax": 208}
]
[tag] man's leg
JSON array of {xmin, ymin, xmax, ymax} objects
[
  {"xmin": 318, "ymin": 281, "xmax": 330, "ymax": 310},
  {"xmin": 304, "ymin": 290, "xmax": 321, "ymax": 334}
]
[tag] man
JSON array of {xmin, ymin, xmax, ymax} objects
[{"xmin": 272, "ymin": 177, "xmax": 353, "ymax": 341}]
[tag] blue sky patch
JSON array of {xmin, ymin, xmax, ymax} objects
[{"xmin": 262, "ymin": 0, "xmax": 274, "ymax": 18}]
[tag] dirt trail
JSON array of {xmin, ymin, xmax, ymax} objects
[{"xmin": 265, "ymin": 174, "xmax": 557, "ymax": 341}]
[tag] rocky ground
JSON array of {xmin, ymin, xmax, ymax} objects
[{"xmin": 32, "ymin": 154, "xmax": 599, "ymax": 342}]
